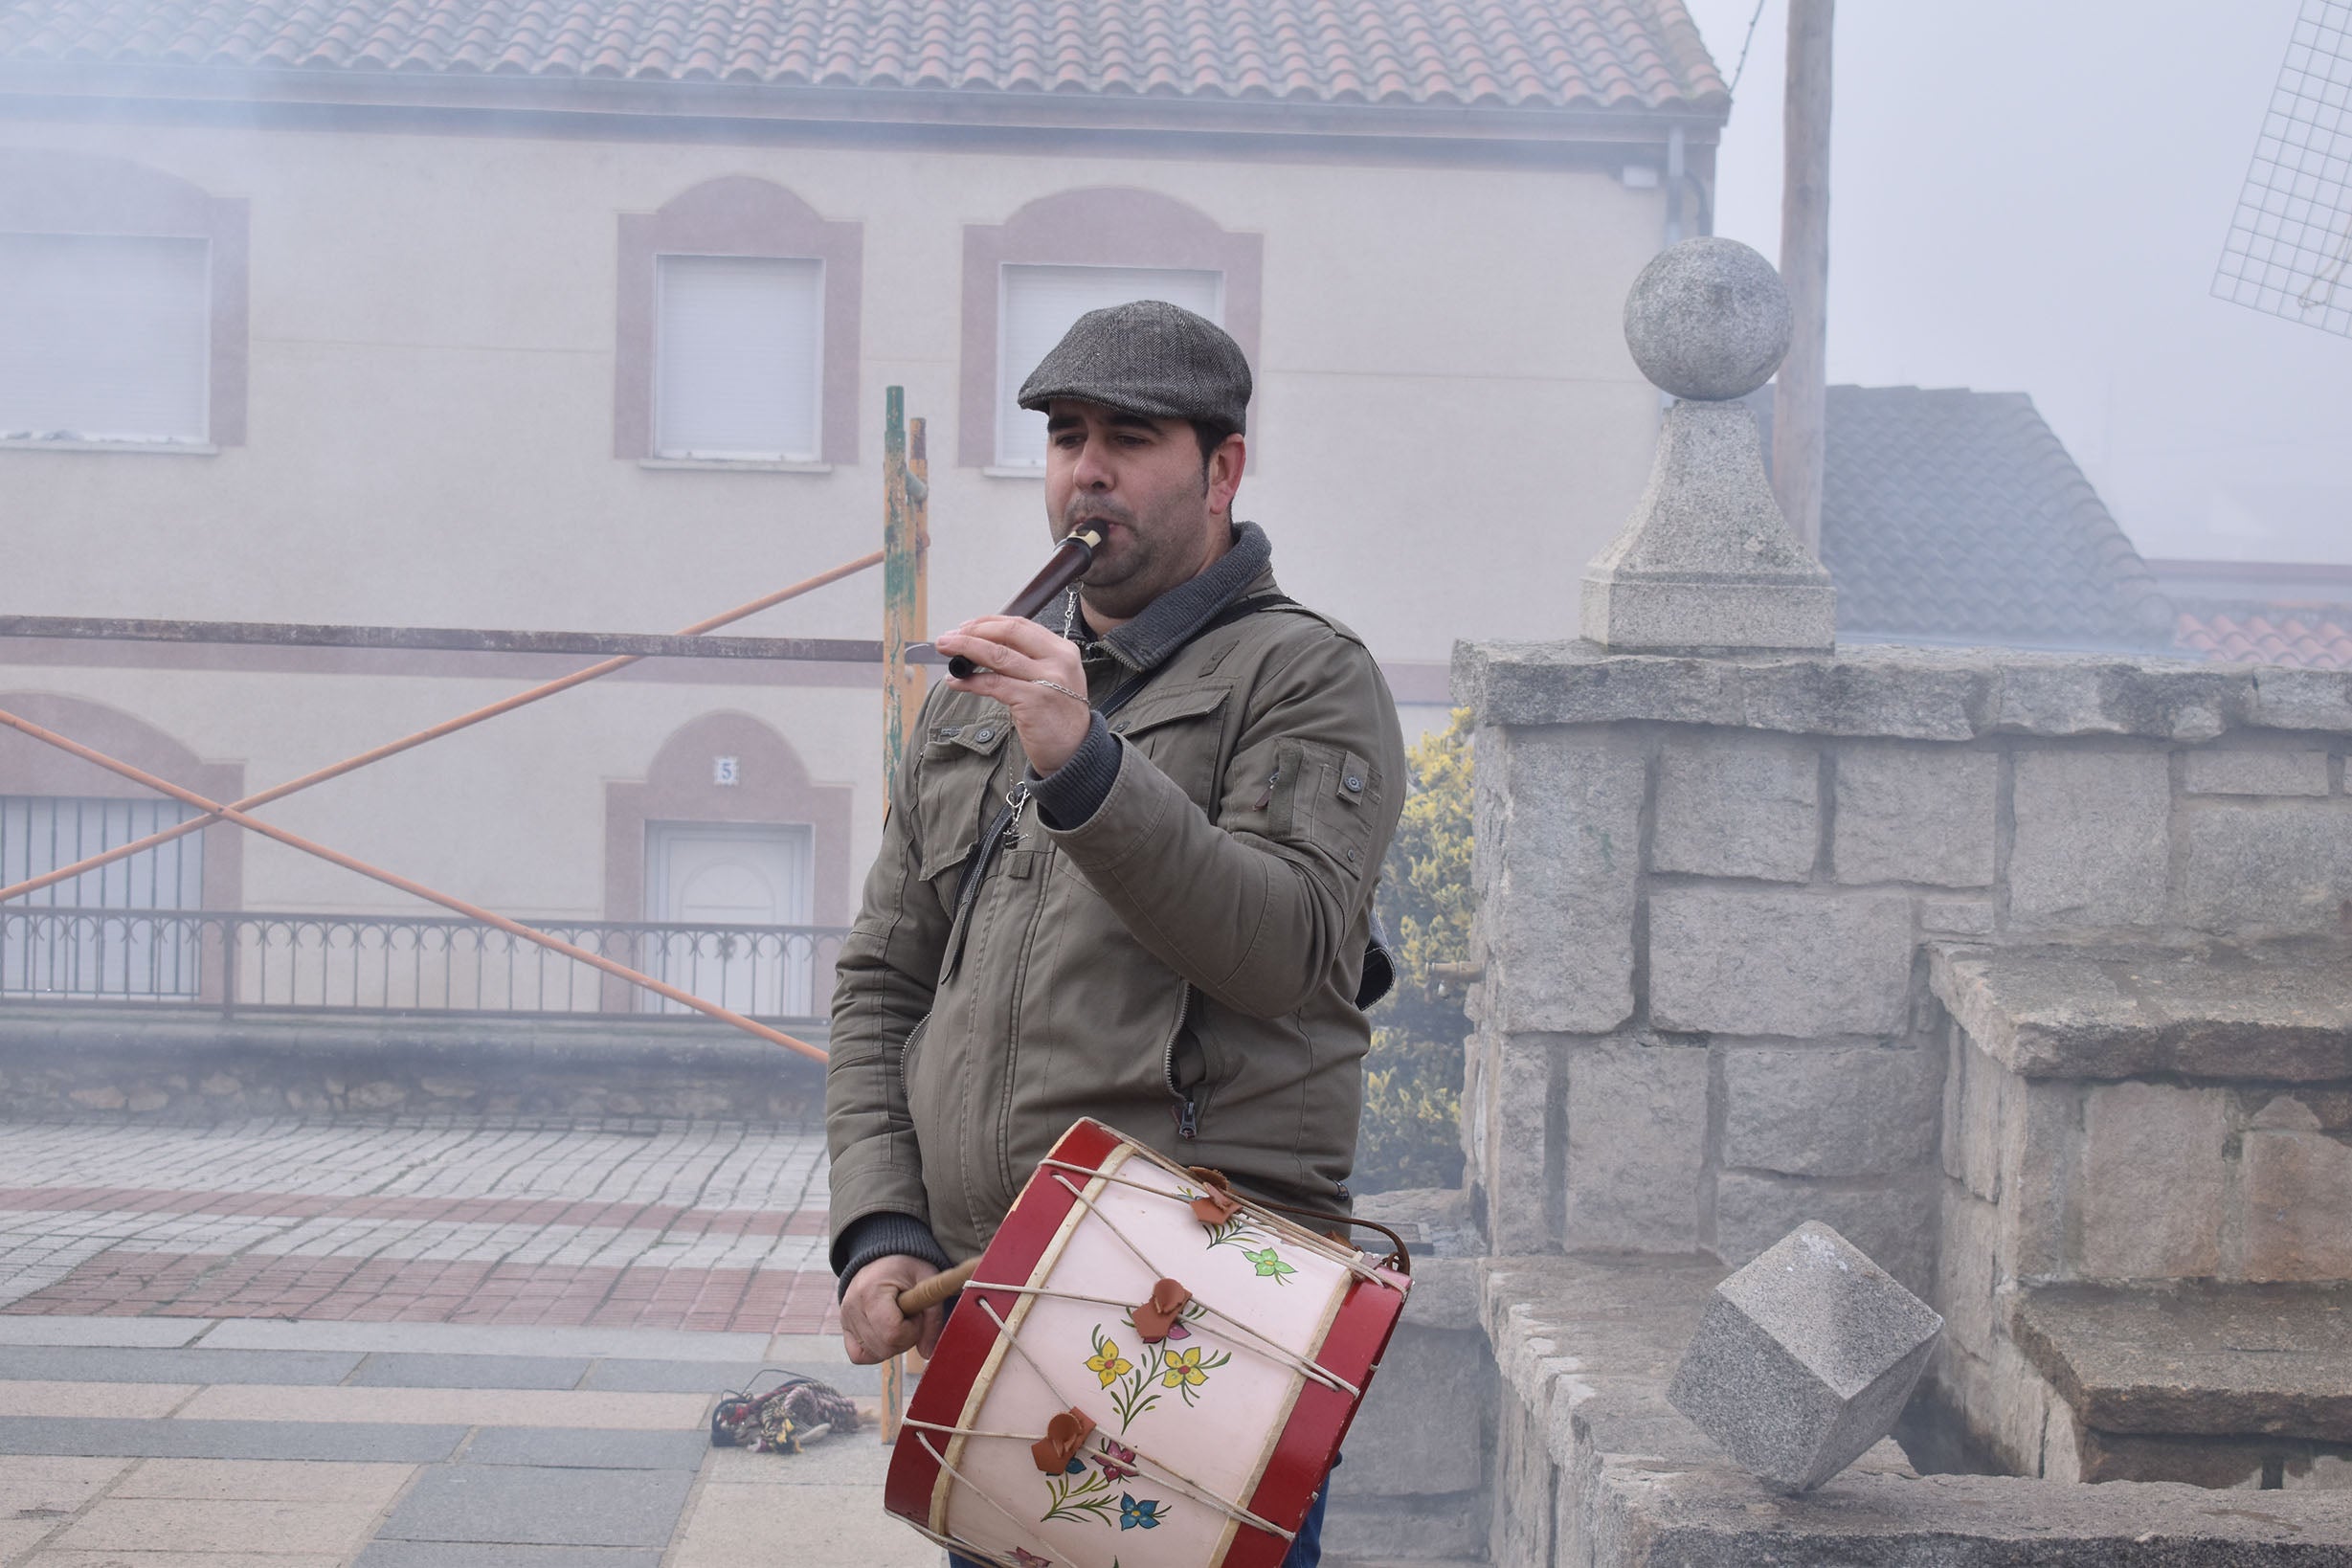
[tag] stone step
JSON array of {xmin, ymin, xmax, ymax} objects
[
  {"xmin": 2012, "ymin": 1282, "xmax": 2352, "ymax": 1488},
  {"xmin": 1929, "ymin": 937, "xmax": 2352, "ymax": 1083}
]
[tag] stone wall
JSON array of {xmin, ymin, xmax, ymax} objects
[
  {"xmin": 1457, "ymin": 641, "xmax": 2352, "ymax": 1533},
  {"xmin": 1457, "ymin": 643, "xmax": 2352, "ymax": 1302},
  {"xmin": 1323, "ymin": 1257, "xmax": 1494, "ymax": 1562}
]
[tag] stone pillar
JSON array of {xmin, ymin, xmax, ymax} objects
[{"xmin": 1581, "ymin": 237, "xmax": 1835, "ymax": 653}]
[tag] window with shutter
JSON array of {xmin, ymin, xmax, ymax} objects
[
  {"xmin": 996, "ymin": 264, "xmax": 1223, "ymax": 469},
  {"xmin": 0, "ymin": 234, "xmax": 211, "ymax": 446},
  {"xmin": 653, "ymin": 255, "xmax": 824, "ymax": 462}
]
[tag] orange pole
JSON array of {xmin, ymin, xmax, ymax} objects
[
  {"xmin": 0, "ymin": 550, "xmax": 884, "ymax": 907},
  {"xmin": 0, "ymin": 706, "xmax": 827, "ymax": 1064}
]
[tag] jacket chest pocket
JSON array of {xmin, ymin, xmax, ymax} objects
[
  {"xmin": 914, "ymin": 718, "xmax": 1016, "ymax": 898},
  {"xmin": 1104, "ymin": 683, "xmax": 1231, "ymax": 810}
]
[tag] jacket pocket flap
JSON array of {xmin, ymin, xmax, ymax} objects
[
  {"xmin": 928, "ymin": 720, "xmax": 1014, "ymax": 758},
  {"xmin": 914, "ymin": 720, "xmax": 1013, "ymax": 881},
  {"xmin": 1108, "ymin": 683, "xmax": 1230, "ymax": 739}
]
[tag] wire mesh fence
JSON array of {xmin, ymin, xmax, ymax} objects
[{"xmin": 2214, "ymin": 0, "xmax": 2352, "ymax": 337}]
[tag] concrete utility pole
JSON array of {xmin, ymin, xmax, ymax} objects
[{"xmin": 1772, "ymin": 0, "xmax": 1833, "ymax": 556}]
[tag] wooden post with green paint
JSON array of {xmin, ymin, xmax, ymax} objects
[
  {"xmin": 881, "ymin": 388, "xmax": 930, "ymax": 806},
  {"xmin": 878, "ymin": 388, "xmax": 930, "ymax": 1441}
]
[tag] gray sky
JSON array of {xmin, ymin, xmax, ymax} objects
[{"xmin": 1680, "ymin": 0, "xmax": 2352, "ymax": 564}]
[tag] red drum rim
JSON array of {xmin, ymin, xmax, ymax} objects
[{"xmin": 884, "ymin": 1117, "xmax": 1410, "ymax": 1568}]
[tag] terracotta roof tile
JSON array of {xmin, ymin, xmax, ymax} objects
[
  {"xmin": 0, "ymin": 0, "xmax": 1729, "ymax": 112},
  {"xmin": 2176, "ymin": 611, "xmax": 2352, "ymax": 672}
]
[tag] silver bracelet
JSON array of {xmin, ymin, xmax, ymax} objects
[{"xmin": 1031, "ymin": 678, "xmax": 1083, "ymax": 701}]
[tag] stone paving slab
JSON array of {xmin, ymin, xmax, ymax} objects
[
  {"xmin": 175, "ymin": 1383, "xmax": 707, "ymax": 1429},
  {"xmin": 0, "ymin": 1317, "xmax": 208, "ymax": 1347},
  {"xmin": 580, "ymin": 1356, "xmax": 880, "ymax": 1395},
  {"xmin": 0, "ymin": 1379, "xmax": 195, "ymax": 1418},
  {"xmin": 0, "ymin": 1454, "xmax": 126, "ymax": 1512},
  {"xmin": 0, "ymin": 1345, "xmax": 364, "ymax": 1385},
  {"xmin": 376, "ymin": 1465, "xmax": 695, "ymax": 1547},
  {"xmin": 579, "ymin": 1356, "xmax": 771, "ymax": 1393},
  {"xmin": 110, "ymin": 1458, "xmax": 414, "ymax": 1505},
  {"xmin": 459, "ymin": 1425, "xmax": 709, "ymax": 1470},
  {"xmin": 354, "ymin": 1545, "xmax": 662, "ymax": 1567},
  {"xmin": 699, "ymin": 1437, "xmax": 901, "ymax": 1488},
  {"xmin": 0, "ymin": 1520, "xmax": 63, "ymax": 1561},
  {"xmin": 666, "ymin": 1478, "xmax": 936, "ymax": 1568},
  {"xmin": 347, "ymin": 1353, "xmax": 593, "ymax": 1390},
  {"xmin": 25, "ymin": 1555, "xmax": 345, "ymax": 1568},
  {"xmin": 203, "ymin": 1319, "xmax": 776, "ymax": 1360},
  {"xmin": 0, "ymin": 1416, "xmax": 468, "ymax": 1461},
  {"xmin": 45, "ymin": 1494, "xmax": 388, "ymax": 1556}
]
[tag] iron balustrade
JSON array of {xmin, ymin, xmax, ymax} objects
[{"xmin": 0, "ymin": 907, "xmax": 845, "ymax": 1029}]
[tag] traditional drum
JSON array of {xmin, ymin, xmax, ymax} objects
[{"xmin": 885, "ymin": 1118, "xmax": 1411, "ymax": 1568}]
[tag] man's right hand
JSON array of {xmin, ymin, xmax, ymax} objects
[{"xmin": 840, "ymin": 1254, "xmax": 948, "ymax": 1366}]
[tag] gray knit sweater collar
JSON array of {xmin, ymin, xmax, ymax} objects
[{"xmin": 1051, "ymin": 521, "xmax": 1273, "ymax": 675}]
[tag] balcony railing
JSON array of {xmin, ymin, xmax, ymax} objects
[{"xmin": 0, "ymin": 907, "xmax": 846, "ymax": 1031}]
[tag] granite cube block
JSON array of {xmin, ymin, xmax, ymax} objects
[{"xmin": 1666, "ymin": 1221, "xmax": 1943, "ymax": 1490}]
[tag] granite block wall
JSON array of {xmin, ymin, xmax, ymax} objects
[{"xmin": 1458, "ymin": 646, "xmax": 2352, "ymax": 1291}]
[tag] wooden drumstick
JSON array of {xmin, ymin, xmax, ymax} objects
[{"xmin": 895, "ymin": 1258, "xmax": 979, "ymax": 1316}]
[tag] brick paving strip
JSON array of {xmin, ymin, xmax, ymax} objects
[
  {"xmin": 0, "ymin": 1117, "xmax": 938, "ymax": 1567},
  {"xmin": 0, "ymin": 1119, "xmax": 844, "ymax": 1334}
]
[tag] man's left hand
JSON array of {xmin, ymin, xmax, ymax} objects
[{"xmin": 934, "ymin": 615, "xmax": 1091, "ymax": 773}]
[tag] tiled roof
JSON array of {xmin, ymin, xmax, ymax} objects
[
  {"xmin": 1753, "ymin": 385, "xmax": 2177, "ymax": 652},
  {"xmin": 0, "ymin": 0, "xmax": 1729, "ymax": 112},
  {"xmin": 2176, "ymin": 610, "xmax": 2352, "ymax": 671}
]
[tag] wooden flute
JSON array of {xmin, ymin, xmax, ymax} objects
[{"xmin": 944, "ymin": 524, "xmax": 1106, "ymax": 679}]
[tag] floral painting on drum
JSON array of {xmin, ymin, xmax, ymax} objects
[{"xmin": 1089, "ymin": 1321, "xmax": 1231, "ymax": 1430}]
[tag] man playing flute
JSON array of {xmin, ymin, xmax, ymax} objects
[{"xmin": 826, "ymin": 301, "xmax": 1407, "ymax": 1567}]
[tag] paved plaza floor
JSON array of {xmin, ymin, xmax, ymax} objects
[{"xmin": 0, "ymin": 1117, "xmax": 933, "ymax": 1567}]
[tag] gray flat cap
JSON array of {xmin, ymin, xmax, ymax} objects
[{"xmin": 1018, "ymin": 300, "xmax": 1251, "ymax": 433}]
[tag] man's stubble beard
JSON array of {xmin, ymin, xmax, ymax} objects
[{"xmin": 1061, "ymin": 477, "xmax": 1216, "ymax": 623}]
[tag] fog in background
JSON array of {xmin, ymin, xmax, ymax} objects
[{"xmin": 1682, "ymin": 0, "xmax": 2352, "ymax": 564}]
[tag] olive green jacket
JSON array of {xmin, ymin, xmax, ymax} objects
[{"xmin": 824, "ymin": 532, "xmax": 1406, "ymax": 1266}]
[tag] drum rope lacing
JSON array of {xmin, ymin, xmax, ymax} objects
[
  {"xmin": 905, "ymin": 1410, "xmax": 1293, "ymax": 1544},
  {"xmin": 959, "ymin": 1293, "xmax": 1299, "ymax": 1544},
  {"xmin": 1034, "ymin": 1158, "xmax": 1404, "ymax": 1287},
  {"xmin": 1033, "ymin": 1172, "xmax": 1361, "ymax": 1397},
  {"xmin": 910, "ymin": 1433, "xmax": 1086, "ymax": 1568}
]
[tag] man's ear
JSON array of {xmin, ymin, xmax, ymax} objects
[{"xmin": 1208, "ymin": 434, "xmax": 1247, "ymax": 518}]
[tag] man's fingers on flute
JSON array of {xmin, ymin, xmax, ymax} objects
[{"xmin": 937, "ymin": 634, "xmax": 1043, "ymax": 683}]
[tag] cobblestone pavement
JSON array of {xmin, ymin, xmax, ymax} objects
[
  {"xmin": 0, "ymin": 1116, "xmax": 938, "ymax": 1568},
  {"xmin": 0, "ymin": 1118, "xmax": 840, "ymax": 1333}
]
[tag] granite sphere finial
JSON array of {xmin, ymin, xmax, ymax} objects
[{"xmin": 1624, "ymin": 237, "xmax": 1792, "ymax": 402}]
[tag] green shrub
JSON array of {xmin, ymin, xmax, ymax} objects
[{"xmin": 1356, "ymin": 707, "xmax": 1474, "ymax": 1194}]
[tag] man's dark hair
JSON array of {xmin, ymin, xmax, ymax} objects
[{"xmin": 1190, "ymin": 418, "xmax": 1240, "ymax": 475}]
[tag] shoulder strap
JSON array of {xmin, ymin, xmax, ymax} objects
[
  {"xmin": 944, "ymin": 592, "xmax": 1299, "ymax": 951},
  {"xmin": 1091, "ymin": 593, "xmax": 1299, "ymax": 722}
]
